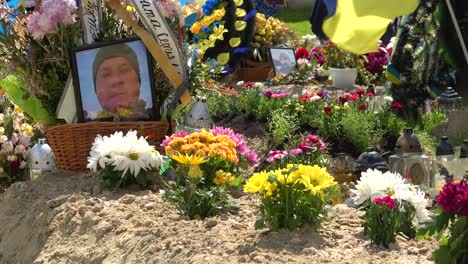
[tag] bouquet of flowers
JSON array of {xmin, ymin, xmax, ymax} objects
[
  {"xmin": 419, "ymin": 180, "xmax": 467, "ymax": 264},
  {"xmin": 244, "ymin": 164, "xmax": 337, "ymax": 231},
  {"xmin": 87, "ymin": 130, "xmax": 164, "ymax": 188},
  {"xmin": 251, "ymin": 13, "xmax": 292, "ymax": 62},
  {"xmin": 363, "ymin": 195, "xmax": 401, "ymax": 248},
  {"xmin": 0, "ymin": 95, "xmax": 37, "ymax": 182},
  {"xmin": 187, "ymin": 0, "xmax": 256, "ymax": 66},
  {"xmin": 351, "ymin": 169, "xmax": 430, "ymax": 239},
  {"xmin": 162, "ymin": 128, "xmax": 257, "ymax": 219},
  {"xmin": 322, "ymin": 42, "xmax": 359, "ymax": 69}
]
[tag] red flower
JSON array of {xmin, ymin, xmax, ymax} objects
[
  {"xmin": 358, "ymin": 104, "xmax": 367, "ymax": 111},
  {"xmin": 263, "ymin": 91, "xmax": 273, "ymax": 97},
  {"xmin": 391, "ymin": 102, "xmax": 402, "ymax": 110},
  {"xmin": 229, "ymin": 91, "xmax": 239, "ymax": 96},
  {"xmin": 373, "ymin": 195, "xmax": 396, "ymax": 209},
  {"xmin": 351, "ymin": 94, "xmax": 359, "ymax": 101},
  {"xmin": 317, "ymin": 91, "xmax": 324, "ymax": 97},
  {"xmin": 299, "ymin": 94, "xmax": 312, "ymax": 102},
  {"xmin": 367, "ymin": 92, "xmax": 374, "ymax": 97},
  {"xmin": 356, "ymin": 88, "xmax": 365, "ymax": 96},
  {"xmin": 324, "ymin": 106, "xmax": 332, "ymax": 114},
  {"xmin": 339, "ymin": 96, "xmax": 348, "ymax": 103},
  {"xmin": 10, "ymin": 161, "xmax": 20, "ymax": 171},
  {"xmin": 295, "ymin": 47, "xmax": 310, "ymax": 60},
  {"xmin": 146, "ymin": 133, "xmax": 158, "ymax": 141},
  {"xmin": 219, "ymin": 85, "xmax": 233, "ymax": 91},
  {"xmin": 243, "ymin": 82, "xmax": 255, "ymax": 89}
]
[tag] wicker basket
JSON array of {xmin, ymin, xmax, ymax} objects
[
  {"xmin": 233, "ymin": 58, "xmax": 274, "ymax": 82},
  {"xmin": 45, "ymin": 121, "xmax": 174, "ymax": 173}
]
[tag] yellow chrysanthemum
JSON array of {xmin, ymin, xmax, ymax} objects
[
  {"xmin": 264, "ymin": 183, "xmax": 277, "ymax": 196},
  {"xmin": 234, "ymin": 0, "xmax": 243, "ymax": 7},
  {"xmin": 295, "ymin": 165, "xmax": 336, "ymax": 198},
  {"xmin": 169, "ymin": 153, "xmax": 207, "ymax": 166},
  {"xmin": 244, "ymin": 171, "xmax": 269, "ymax": 193}
]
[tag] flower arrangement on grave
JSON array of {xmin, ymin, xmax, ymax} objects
[
  {"xmin": 266, "ymin": 134, "xmax": 329, "ymax": 169},
  {"xmin": 0, "ymin": 95, "xmax": 38, "ymax": 182},
  {"xmin": 244, "ymin": 164, "xmax": 337, "ymax": 231},
  {"xmin": 87, "ymin": 130, "xmax": 164, "ymax": 188},
  {"xmin": 290, "ymin": 47, "xmax": 317, "ymax": 83},
  {"xmin": 351, "ymin": 169, "xmax": 430, "ymax": 240},
  {"xmin": 187, "ymin": 0, "xmax": 256, "ymax": 66},
  {"xmin": 322, "ymin": 42, "xmax": 359, "ymax": 69},
  {"xmin": 0, "ymin": 0, "xmax": 80, "ymax": 123},
  {"xmin": 418, "ymin": 179, "xmax": 468, "ymax": 264},
  {"xmin": 250, "ymin": 13, "xmax": 292, "ymax": 62},
  {"xmin": 363, "ymin": 195, "xmax": 402, "ymax": 248},
  {"xmin": 162, "ymin": 128, "xmax": 257, "ymax": 219}
]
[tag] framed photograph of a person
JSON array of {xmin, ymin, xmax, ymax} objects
[
  {"xmin": 269, "ymin": 48, "xmax": 297, "ymax": 76},
  {"xmin": 71, "ymin": 36, "xmax": 158, "ymax": 122}
]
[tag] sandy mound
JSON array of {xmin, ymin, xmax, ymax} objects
[{"xmin": 0, "ymin": 172, "xmax": 437, "ymax": 264}]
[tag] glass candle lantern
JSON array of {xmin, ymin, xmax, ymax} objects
[
  {"xmin": 389, "ymin": 128, "xmax": 431, "ymax": 191},
  {"xmin": 183, "ymin": 96, "xmax": 213, "ymax": 133},
  {"xmin": 353, "ymin": 148, "xmax": 389, "ymax": 180},
  {"xmin": 431, "ymin": 136, "xmax": 457, "ymax": 196},
  {"xmin": 29, "ymin": 138, "xmax": 56, "ymax": 180},
  {"xmin": 456, "ymin": 140, "xmax": 468, "ymax": 180},
  {"xmin": 437, "ymin": 87, "xmax": 463, "ymax": 113}
]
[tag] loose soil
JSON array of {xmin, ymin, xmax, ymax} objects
[{"xmin": 0, "ymin": 171, "xmax": 437, "ymax": 264}]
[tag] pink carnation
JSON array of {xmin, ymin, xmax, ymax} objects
[{"xmin": 266, "ymin": 150, "xmax": 288, "ymax": 163}]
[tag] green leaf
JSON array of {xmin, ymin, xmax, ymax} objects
[
  {"xmin": 255, "ymin": 219, "xmax": 265, "ymax": 230},
  {"xmin": 0, "ymin": 75, "xmax": 59, "ymax": 124}
]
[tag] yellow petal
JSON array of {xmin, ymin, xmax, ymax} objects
[
  {"xmin": 217, "ymin": 53, "xmax": 230, "ymax": 65},
  {"xmin": 235, "ymin": 21, "xmax": 246, "ymax": 31},
  {"xmin": 236, "ymin": 8, "xmax": 246, "ymax": 17},
  {"xmin": 234, "ymin": 0, "xmax": 244, "ymax": 7},
  {"xmin": 229, "ymin": 37, "xmax": 241, "ymax": 47}
]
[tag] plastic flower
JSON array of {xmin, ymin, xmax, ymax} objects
[{"xmin": 210, "ymin": 24, "xmax": 228, "ymax": 41}]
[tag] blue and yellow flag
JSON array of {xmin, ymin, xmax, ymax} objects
[{"xmin": 321, "ymin": 0, "xmax": 420, "ymax": 54}]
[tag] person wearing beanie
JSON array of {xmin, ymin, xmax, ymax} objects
[{"xmin": 92, "ymin": 43, "xmax": 149, "ymax": 121}]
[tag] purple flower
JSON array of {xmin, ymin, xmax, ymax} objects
[
  {"xmin": 234, "ymin": 47, "xmax": 250, "ymax": 54},
  {"xmin": 243, "ymin": 10, "xmax": 257, "ymax": 21}
]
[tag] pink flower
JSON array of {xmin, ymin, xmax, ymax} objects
[
  {"xmin": 266, "ymin": 150, "xmax": 288, "ymax": 163},
  {"xmin": 161, "ymin": 131, "xmax": 187, "ymax": 147},
  {"xmin": 210, "ymin": 126, "xmax": 259, "ymax": 166},
  {"xmin": 11, "ymin": 133, "xmax": 18, "ymax": 144},
  {"xmin": 26, "ymin": 0, "xmax": 78, "ymax": 40},
  {"xmin": 245, "ymin": 151, "xmax": 259, "ymax": 165},
  {"xmin": 229, "ymin": 91, "xmax": 239, "ymax": 96},
  {"xmin": 373, "ymin": 195, "xmax": 396, "ymax": 209},
  {"xmin": 20, "ymin": 136, "xmax": 31, "ymax": 147},
  {"xmin": 289, "ymin": 148, "xmax": 303, "ymax": 156},
  {"xmin": 14, "ymin": 144, "xmax": 26, "ymax": 154},
  {"xmin": 243, "ymin": 82, "xmax": 255, "ymax": 89},
  {"xmin": 271, "ymin": 93, "xmax": 286, "ymax": 98},
  {"xmin": 391, "ymin": 102, "xmax": 402, "ymax": 110}
]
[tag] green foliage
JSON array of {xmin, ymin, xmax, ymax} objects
[
  {"xmin": 363, "ymin": 201, "xmax": 402, "ymax": 248},
  {"xmin": 323, "ymin": 44, "xmax": 359, "ymax": 69},
  {"xmin": 417, "ymin": 210, "xmax": 467, "ymax": 264},
  {"xmin": 0, "ymin": 75, "xmax": 59, "ymax": 124},
  {"xmin": 419, "ymin": 112, "xmax": 448, "ymax": 135},
  {"xmin": 256, "ymin": 183, "xmax": 325, "ymax": 231},
  {"xmin": 205, "ymin": 91, "xmax": 239, "ymax": 119},
  {"xmin": 268, "ymin": 109, "xmax": 298, "ymax": 146},
  {"xmin": 164, "ymin": 185, "xmax": 228, "ymax": 219},
  {"xmin": 99, "ymin": 165, "xmax": 154, "ymax": 189},
  {"xmin": 341, "ymin": 109, "xmax": 382, "ymax": 153}
]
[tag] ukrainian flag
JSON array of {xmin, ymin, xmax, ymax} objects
[{"xmin": 318, "ymin": 0, "xmax": 420, "ymax": 54}]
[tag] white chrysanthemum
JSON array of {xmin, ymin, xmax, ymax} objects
[
  {"xmin": 87, "ymin": 130, "xmax": 163, "ymax": 178},
  {"xmin": 384, "ymin": 96, "xmax": 393, "ymax": 102},
  {"xmin": 351, "ymin": 169, "xmax": 430, "ymax": 225}
]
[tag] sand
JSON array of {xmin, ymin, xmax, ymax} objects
[{"xmin": 0, "ymin": 171, "xmax": 437, "ymax": 264}]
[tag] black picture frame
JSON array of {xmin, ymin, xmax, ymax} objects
[
  {"xmin": 269, "ymin": 47, "xmax": 297, "ymax": 76},
  {"xmin": 71, "ymin": 36, "xmax": 159, "ymax": 123}
]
